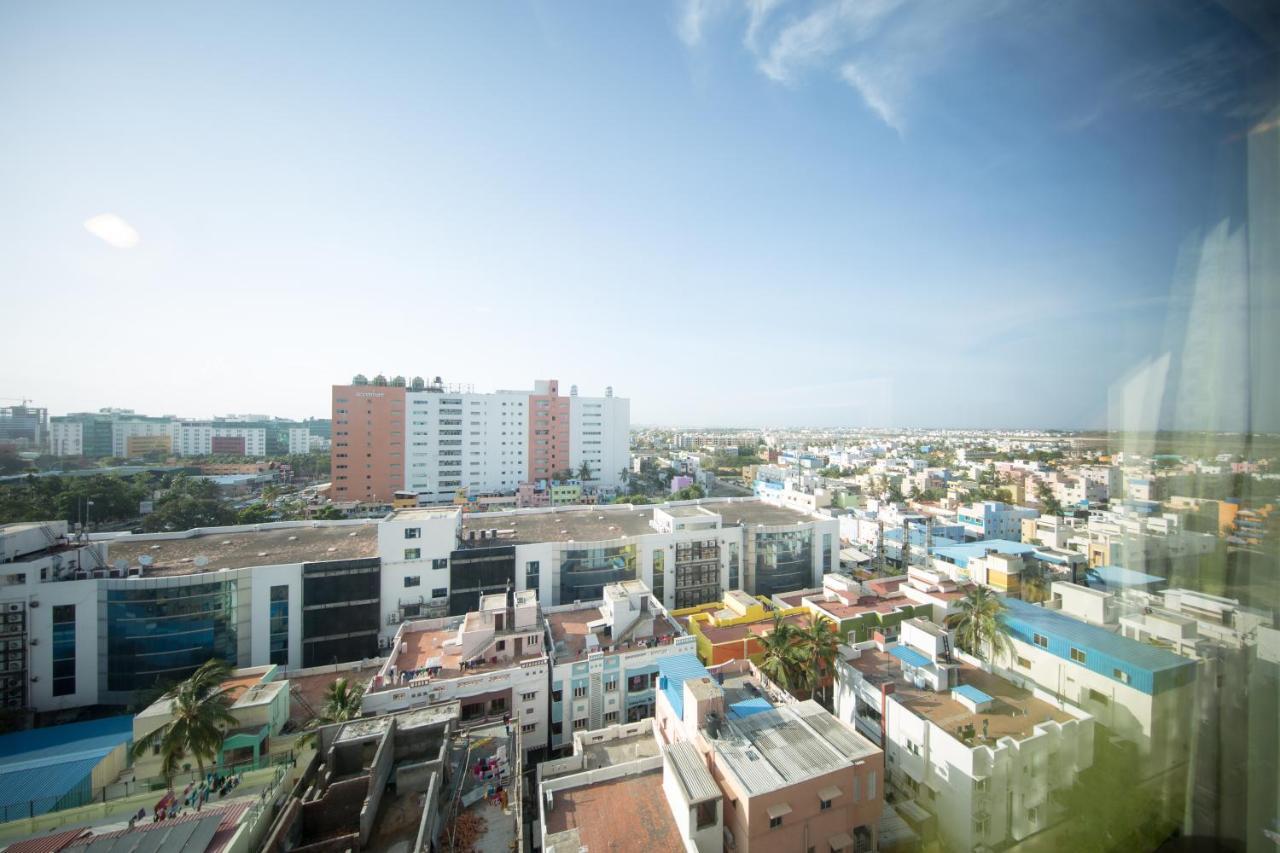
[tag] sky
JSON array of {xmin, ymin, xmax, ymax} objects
[{"xmin": 0, "ymin": 1, "xmax": 1275, "ymax": 429}]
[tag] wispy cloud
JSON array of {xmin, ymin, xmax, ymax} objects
[
  {"xmin": 83, "ymin": 213, "xmax": 140, "ymax": 249},
  {"xmin": 674, "ymin": 0, "xmax": 1003, "ymax": 133}
]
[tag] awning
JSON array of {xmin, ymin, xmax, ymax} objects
[
  {"xmin": 766, "ymin": 802, "xmax": 793, "ymax": 819},
  {"xmin": 818, "ymin": 785, "xmax": 843, "ymax": 802},
  {"xmin": 828, "ymin": 831, "xmax": 854, "ymax": 851}
]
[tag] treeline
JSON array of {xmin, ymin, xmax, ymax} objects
[{"xmin": 0, "ymin": 472, "xmax": 239, "ymax": 532}]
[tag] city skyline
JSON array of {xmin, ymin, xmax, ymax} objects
[{"xmin": 1, "ymin": 2, "xmax": 1272, "ymax": 430}]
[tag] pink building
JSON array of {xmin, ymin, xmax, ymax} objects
[
  {"xmin": 529, "ymin": 379, "xmax": 571, "ymax": 481},
  {"xmin": 653, "ymin": 655, "xmax": 884, "ymax": 853}
]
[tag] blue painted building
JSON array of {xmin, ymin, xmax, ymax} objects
[{"xmin": 0, "ymin": 715, "xmax": 134, "ymax": 821}]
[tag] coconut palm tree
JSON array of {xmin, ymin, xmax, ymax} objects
[
  {"xmin": 577, "ymin": 461, "xmax": 593, "ymax": 482},
  {"xmin": 1021, "ymin": 564, "xmax": 1051, "ymax": 604},
  {"xmin": 131, "ymin": 659, "xmax": 238, "ymax": 787},
  {"xmin": 756, "ymin": 613, "xmax": 801, "ymax": 693},
  {"xmin": 954, "ymin": 586, "xmax": 1014, "ymax": 663},
  {"xmin": 795, "ymin": 616, "xmax": 840, "ymax": 707},
  {"xmin": 298, "ymin": 677, "xmax": 366, "ymax": 748}
]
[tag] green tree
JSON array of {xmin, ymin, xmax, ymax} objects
[
  {"xmin": 795, "ymin": 616, "xmax": 839, "ymax": 707},
  {"xmin": 757, "ymin": 613, "xmax": 802, "ymax": 693},
  {"xmin": 236, "ymin": 502, "xmax": 275, "ymax": 524},
  {"xmin": 954, "ymin": 586, "xmax": 1014, "ymax": 662},
  {"xmin": 299, "ymin": 676, "xmax": 366, "ymax": 748},
  {"xmin": 1036, "ymin": 480, "xmax": 1064, "ymax": 518},
  {"xmin": 672, "ymin": 484, "xmax": 705, "ymax": 501},
  {"xmin": 142, "ymin": 475, "xmax": 235, "ymax": 532},
  {"xmin": 1020, "ymin": 563, "xmax": 1051, "ymax": 604},
  {"xmin": 130, "ymin": 659, "xmax": 239, "ymax": 786},
  {"xmin": 313, "ymin": 504, "xmax": 346, "ymax": 520},
  {"xmin": 577, "ymin": 461, "xmax": 593, "ymax": 482},
  {"xmin": 612, "ymin": 494, "xmax": 653, "ymax": 505}
]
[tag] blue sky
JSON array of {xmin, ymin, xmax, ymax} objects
[{"xmin": 0, "ymin": 1, "xmax": 1272, "ymax": 428}]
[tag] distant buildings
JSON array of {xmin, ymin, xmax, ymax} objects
[
  {"xmin": 0, "ymin": 404, "xmax": 47, "ymax": 452},
  {"xmin": 330, "ymin": 375, "xmax": 629, "ymax": 505},
  {"xmin": 47, "ymin": 410, "xmax": 330, "ymax": 459},
  {"xmin": 956, "ymin": 501, "xmax": 1039, "ymax": 541}
]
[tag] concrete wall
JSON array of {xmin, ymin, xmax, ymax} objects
[{"xmin": 359, "ymin": 721, "xmax": 396, "ymax": 846}]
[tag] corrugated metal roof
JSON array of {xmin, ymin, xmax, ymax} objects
[
  {"xmin": 658, "ymin": 654, "xmax": 712, "ymax": 719},
  {"xmin": 665, "ymin": 740, "xmax": 720, "ymax": 803},
  {"xmin": 1002, "ymin": 597, "xmax": 1196, "ymax": 695},
  {"xmin": 728, "ymin": 697, "xmax": 773, "ymax": 719},
  {"xmin": 0, "ymin": 716, "xmax": 134, "ymax": 815},
  {"xmin": 952, "ymin": 684, "xmax": 994, "ymax": 704}
]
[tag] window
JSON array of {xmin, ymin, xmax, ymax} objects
[
  {"xmin": 573, "ymin": 685, "xmax": 588, "ymax": 698},
  {"xmin": 404, "ymin": 575, "xmax": 421, "ymax": 587},
  {"xmin": 404, "ymin": 527, "xmax": 421, "ymax": 539},
  {"xmin": 604, "ymin": 711, "xmax": 619, "ymax": 724},
  {"xmin": 696, "ymin": 800, "xmax": 717, "ymax": 830},
  {"xmin": 1088, "ymin": 688, "xmax": 1110, "ymax": 705},
  {"xmin": 404, "ymin": 548, "xmax": 421, "ymax": 560},
  {"xmin": 604, "ymin": 677, "xmax": 618, "ymax": 691},
  {"xmin": 1070, "ymin": 647, "xmax": 1087, "ymax": 663},
  {"xmin": 51, "ymin": 604, "xmax": 76, "ymax": 696},
  {"xmin": 770, "ymin": 816, "xmax": 783, "ymax": 829},
  {"xmin": 552, "ymin": 689, "xmax": 563, "ymax": 702},
  {"xmin": 522, "ymin": 691, "xmax": 537, "ymax": 701},
  {"xmin": 1033, "ymin": 632, "xmax": 1049, "ymax": 648},
  {"xmin": 820, "ymin": 798, "xmax": 832, "ymax": 811},
  {"xmin": 1016, "ymin": 656, "xmax": 1031, "ymax": 669},
  {"xmin": 432, "ymin": 587, "xmax": 447, "ymax": 598},
  {"xmin": 521, "ymin": 723, "xmax": 536, "ymax": 733},
  {"xmin": 572, "ymin": 718, "xmax": 588, "ymax": 731},
  {"xmin": 1113, "ymin": 668, "xmax": 1131, "ymax": 684},
  {"xmin": 432, "ymin": 558, "xmax": 448, "ymax": 570},
  {"xmin": 551, "ymin": 722, "xmax": 562, "ymax": 736}
]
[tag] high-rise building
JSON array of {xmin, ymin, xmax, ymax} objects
[
  {"xmin": 330, "ymin": 375, "xmax": 629, "ymax": 504},
  {"xmin": 0, "ymin": 404, "xmax": 47, "ymax": 451}
]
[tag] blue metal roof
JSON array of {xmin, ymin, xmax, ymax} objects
[
  {"xmin": 889, "ymin": 645, "xmax": 931, "ymax": 668},
  {"xmin": 1001, "ymin": 598, "xmax": 1196, "ymax": 695},
  {"xmin": 0, "ymin": 715, "xmax": 133, "ymax": 816},
  {"xmin": 930, "ymin": 539, "xmax": 1037, "ymax": 568},
  {"xmin": 952, "ymin": 684, "xmax": 994, "ymax": 704},
  {"xmin": 1083, "ymin": 565, "xmax": 1166, "ymax": 589},
  {"xmin": 658, "ymin": 654, "xmax": 712, "ymax": 720},
  {"xmin": 728, "ymin": 697, "xmax": 773, "ymax": 719}
]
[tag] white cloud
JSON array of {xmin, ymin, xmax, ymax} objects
[
  {"xmin": 677, "ymin": 0, "xmax": 729, "ymax": 47},
  {"xmin": 841, "ymin": 62, "xmax": 903, "ymax": 133},
  {"xmin": 83, "ymin": 213, "xmax": 140, "ymax": 249},
  {"xmin": 675, "ymin": 0, "xmax": 1008, "ymax": 134}
]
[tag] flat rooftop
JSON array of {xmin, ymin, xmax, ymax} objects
[
  {"xmin": 807, "ymin": 594, "xmax": 914, "ymax": 620},
  {"xmin": 389, "ymin": 620, "xmax": 545, "ymax": 681},
  {"xmin": 846, "ymin": 647, "xmax": 1076, "ymax": 743},
  {"xmin": 543, "ymin": 770, "xmax": 684, "ymax": 853},
  {"xmin": 462, "ymin": 499, "xmax": 820, "ymax": 546},
  {"xmin": 287, "ymin": 661, "xmax": 384, "ymax": 728},
  {"xmin": 106, "ymin": 524, "xmax": 378, "ymax": 574},
  {"xmin": 713, "ymin": 699, "xmax": 880, "ymax": 796},
  {"xmin": 580, "ymin": 729, "xmax": 662, "ymax": 768},
  {"xmin": 699, "ymin": 611, "xmax": 811, "ymax": 646},
  {"xmin": 547, "ymin": 605, "xmax": 684, "ymax": 660}
]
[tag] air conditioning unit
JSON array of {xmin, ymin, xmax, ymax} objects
[
  {"xmin": 6, "ymin": 604, "xmax": 20, "ymax": 613},
  {"xmin": 27, "ymin": 601, "xmax": 37, "ymax": 608},
  {"xmin": 25, "ymin": 639, "xmax": 35, "ymax": 647}
]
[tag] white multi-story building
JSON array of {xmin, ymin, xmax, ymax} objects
[
  {"xmin": 835, "ymin": 620, "xmax": 1093, "ymax": 851},
  {"xmin": 361, "ymin": 590, "xmax": 551, "ymax": 758},
  {"xmin": 48, "ymin": 420, "xmax": 84, "ymax": 457},
  {"xmin": 956, "ymin": 501, "xmax": 1039, "ymax": 541},
  {"xmin": 175, "ymin": 424, "xmax": 268, "ymax": 457},
  {"xmin": 111, "ymin": 419, "xmax": 179, "ymax": 457},
  {"xmin": 287, "ymin": 427, "xmax": 312, "ymax": 455}
]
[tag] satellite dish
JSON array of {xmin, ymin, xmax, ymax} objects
[
  {"xmin": 138, "ymin": 555, "xmax": 154, "ymax": 567},
  {"xmin": 113, "ymin": 559, "xmax": 128, "ymax": 571},
  {"xmin": 194, "ymin": 556, "xmax": 210, "ymax": 568}
]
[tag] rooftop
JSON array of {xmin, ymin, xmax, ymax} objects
[
  {"xmin": 930, "ymin": 539, "xmax": 1037, "ymax": 568},
  {"xmin": 546, "ymin": 603, "xmax": 684, "ymax": 660},
  {"xmin": 698, "ymin": 611, "xmax": 811, "ymax": 646},
  {"xmin": 543, "ymin": 770, "xmax": 684, "ymax": 853},
  {"xmin": 0, "ymin": 715, "xmax": 134, "ymax": 817},
  {"xmin": 461, "ymin": 499, "xmax": 820, "ymax": 545},
  {"xmin": 1002, "ymin": 597, "xmax": 1196, "ymax": 687},
  {"xmin": 386, "ymin": 620, "xmax": 546, "ymax": 681},
  {"xmin": 1082, "ymin": 564, "xmax": 1166, "ymax": 589},
  {"xmin": 845, "ymin": 647, "xmax": 1076, "ymax": 743},
  {"xmin": 106, "ymin": 524, "xmax": 378, "ymax": 575},
  {"xmin": 286, "ymin": 661, "xmax": 384, "ymax": 728},
  {"xmin": 712, "ymin": 700, "xmax": 881, "ymax": 796},
  {"xmin": 807, "ymin": 594, "xmax": 914, "ymax": 621}
]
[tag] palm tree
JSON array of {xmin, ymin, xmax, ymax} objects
[
  {"xmin": 298, "ymin": 677, "xmax": 366, "ymax": 748},
  {"xmin": 795, "ymin": 616, "xmax": 840, "ymax": 707},
  {"xmin": 577, "ymin": 461, "xmax": 593, "ymax": 482},
  {"xmin": 954, "ymin": 586, "xmax": 1014, "ymax": 663},
  {"xmin": 756, "ymin": 613, "xmax": 801, "ymax": 693},
  {"xmin": 1021, "ymin": 564, "xmax": 1051, "ymax": 604},
  {"xmin": 131, "ymin": 659, "xmax": 238, "ymax": 787}
]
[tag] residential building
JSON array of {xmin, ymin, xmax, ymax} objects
[
  {"xmin": 545, "ymin": 580, "xmax": 695, "ymax": 750},
  {"xmin": 995, "ymin": 597, "xmax": 1197, "ymax": 778},
  {"xmin": 833, "ymin": 619, "xmax": 1094, "ymax": 851},
  {"xmin": 674, "ymin": 590, "xmax": 810, "ymax": 666},
  {"xmin": 361, "ymin": 590, "xmax": 551, "ymax": 759},
  {"xmin": 653, "ymin": 653, "xmax": 885, "ymax": 853},
  {"xmin": 131, "ymin": 664, "xmax": 290, "ymax": 779},
  {"xmin": 331, "ymin": 374, "xmax": 629, "ymax": 505},
  {"xmin": 776, "ymin": 573, "xmax": 929, "ymax": 643},
  {"xmin": 956, "ymin": 501, "xmax": 1039, "ymax": 541}
]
